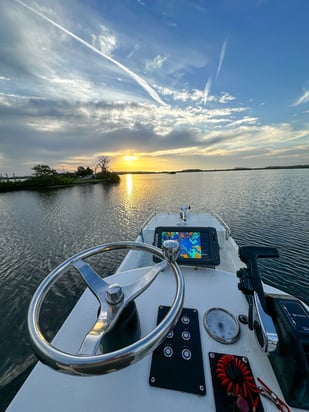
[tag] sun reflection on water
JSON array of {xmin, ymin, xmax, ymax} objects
[{"xmin": 126, "ymin": 174, "xmax": 133, "ymax": 196}]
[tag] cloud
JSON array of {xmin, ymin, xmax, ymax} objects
[
  {"xmin": 293, "ymin": 90, "xmax": 309, "ymax": 106},
  {"xmin": 91, "ymin": 25, "xmax": 118, "ymax": 56},
  {"xmin": 216, "ymin": 38, "xmax": 227, "ymax": 80},
  {"xmin": 228, "ymin": 117, "xmax": 258, "ymax": 127},
  {"xmin": 154, "ymin": 86, "xmax": 236, "ymax": 107},
  {"xmin": 203, "ymin": 77, "xmax": 212, "ymax": 105},
  {"xmin": 14, "ymin": 0, "xmax": 167, "ymax": 106},
  {"xmin": 219, "ymin": 92, "xmax": 236, "ymax": 104},
  {"xmin": 145, "ymin": 55, "xmax": 167, "ymax": 72},
  {"xmin": 155, "ymin": 84, "xmax": 216, "ymax": 105},
  {"xmin": 1, "ymin": 84, "xmax": 308, "ymax": 175}
]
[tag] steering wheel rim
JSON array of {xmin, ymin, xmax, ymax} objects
[{"xmin": 28, "ymin": 241, "xmax": 184, "ymax": 375}]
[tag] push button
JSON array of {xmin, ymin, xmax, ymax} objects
[
  {"xmin": 181, "ymin": 348, "xmax": 192, "ymax": 360},
  {"xmin": 181, "ymin": 315, "xmax": 190, "ymax": 325},
  {"xmin": 163, "ymin": 346, "xmax": 173, "ymax": 358},
  {"xmin": 181, "ymin": 330, "xmax": 191, "ymax": 341}
]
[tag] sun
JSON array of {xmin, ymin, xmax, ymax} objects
[{"xmin": 123, "ymin": 155, "xmax": 137, "ymax": 162}]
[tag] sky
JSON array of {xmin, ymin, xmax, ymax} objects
[{"xmin": 0, "ymin": 0, "xmax": 308, "ymax": 175}]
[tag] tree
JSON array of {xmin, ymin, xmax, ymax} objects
[
  {"xmin": 97, "ymin": 156, "xmax": 110, "ymax": 172},
  {"xmin": 76, "ymin": 166, "xmax": 94, "ymax": 177},
  {"xmin": 32, "ymin": 164, "xmax": 57, "ymax": 177},
  {"xmin": 94, "ymin": 156, "xmax": 120, "ymax": 183}
]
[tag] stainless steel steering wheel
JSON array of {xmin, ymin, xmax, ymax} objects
[{"xmin": 28, "ymin": 240, "xmax": 184, "ymax": 375}]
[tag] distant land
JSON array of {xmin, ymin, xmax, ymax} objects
[
  {"xmin": 115, "ymin": 164, "xmax": 309, "ymax": 175},
  {"xmin": 1, "ymin": 164, "xmax": 308, "ymax": 180}
]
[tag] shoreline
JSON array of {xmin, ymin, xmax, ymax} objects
[{"xmin": 0, "ymin": 178, "xmax": 120, "ymax": 193}]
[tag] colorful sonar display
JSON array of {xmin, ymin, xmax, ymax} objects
[
  {"xmin": 153, "ymin": 226, "xmax": 220, "ymax": 266},
  {"xmin": 161, "ymin": 231, "xmax": 202, "ymax": 259}
]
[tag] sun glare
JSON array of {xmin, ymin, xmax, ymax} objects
[
  {"xmin": 123, "ymin": 155, "xmax": 137, "ymax": 162},
  {"xmin": 126, "ymin": 174, "xmax": 133, "ymax": 196}
]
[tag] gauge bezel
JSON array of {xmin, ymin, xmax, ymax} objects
[{"xmin": 203, "ymin": 307, "xmax": 240, "ymax": 344}]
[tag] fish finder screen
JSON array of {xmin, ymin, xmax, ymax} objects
[
  {"xmin": 161, "ymin": 231, "xmax": 202, "ymax": 259},
  {"xmin": 153, "ymin": 226, "xmax": 220, "ymax": 266}
]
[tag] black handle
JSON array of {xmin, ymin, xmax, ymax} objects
[
  {"xmin": 238, "ymin": 246, "xmax": 279, "ymax": 315},
  {"xmin": 239, "ymin": 246, "xmax": 279, "ymax": 263}
]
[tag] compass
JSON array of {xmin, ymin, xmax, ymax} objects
[{"xmin": 203, "ymin": 308, "xmax": 240, "ymax": 344}]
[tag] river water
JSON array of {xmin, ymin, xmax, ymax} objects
[{"xmin": 0, "ymin": 169, "xmax": 308, "ymax": 409}]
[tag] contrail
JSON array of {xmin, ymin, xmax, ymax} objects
[
  {"xmin": 203, "ymin": 77, "xmax": 212, "ymax": 105},
  {"xmin": 216, "ymin": 38, "xmax": 227, "ymax": 79},
  {"xmin": 15, "ymin": 0, "xmax": 167, "ymax": 106}
]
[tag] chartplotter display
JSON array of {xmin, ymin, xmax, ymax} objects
[{"xmin": 153, "ymin": 226, "xmax": 220, "ymax": 266}]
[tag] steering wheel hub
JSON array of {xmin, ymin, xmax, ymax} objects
[{"xmin": 106, "ymin": 284, "xmax": 124, "ymax": 305}]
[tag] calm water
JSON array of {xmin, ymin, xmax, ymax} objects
[{"xmin": 0, "ymin": 170, "xmax": 308, "ymax": 409}]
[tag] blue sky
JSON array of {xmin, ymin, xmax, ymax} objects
[{"xmin": 0, "ymin": 0, "xmax": 308, "ymax": 175}]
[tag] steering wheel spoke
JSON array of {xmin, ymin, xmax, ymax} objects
[
  {"xmin": 72, "ymin": 259, "xmax": 110, "ymax": 298},
  {"xmin": 78, "ymin": 303, "xmax": 123, "ymax": 355},
  {"xmin": 123, "ymin": 260, "xmax": 167, "ymax": 303}
]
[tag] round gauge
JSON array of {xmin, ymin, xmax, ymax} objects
[{"xmin": 203, "ymin": 307, "xmax": 240, "ymax": 344}]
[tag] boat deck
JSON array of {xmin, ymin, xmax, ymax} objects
[{"xmin": 8, "ymin": 264, "xmax": 299, "ymax": 411}]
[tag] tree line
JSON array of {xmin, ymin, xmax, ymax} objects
[
  {"xmin": 0, "ymin": 156, "xmax": 120, "ymax": 191},
  {"xmin": 32, "ymin": 156, "xmax": 110, "ymax": 177}
]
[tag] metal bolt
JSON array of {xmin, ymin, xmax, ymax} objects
[{"xmin": 106, "ymin": 284, "xmax": 124, "ymax": 305}]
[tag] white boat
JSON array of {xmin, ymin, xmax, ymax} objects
[{"xmin": 7, "ymin": 207, "xmax": 309, "ymax": 411}]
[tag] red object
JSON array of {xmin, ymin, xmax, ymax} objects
[
  {"xmin": 235, "ymin": 397, "xmax": 249, "ymax": 412},
  {"xmin": 216, "ymin": 354, "xmax": 260, "ymax": 411},
  {"xmin": 257, "ymin": 377, "xmax": 291, "ymax": 412}
]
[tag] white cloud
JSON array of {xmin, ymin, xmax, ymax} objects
[
  {"xmin": 228, "ymin": 117, "xmax": 258, "ymax": 127},
  {"xmin": 155, "ymin": 85, "xmax": 216, "ymax": 104},
  {"xmin": 91, "ymin": 25, "xmax": 118, "ymax": 56},
  {"xmin": 145, "ymin": 55, "xmax": 167, "ymax": 71},
  {"xmin": 219, "ymin": 92, "xmax": 236, "ymax": 104},
  {"xmin": 216, "ymin": 38, "xmax": 227, "ymax": 79},
  {"xmin": 294, "ymin": 90, "xmax": 309, "ymax": 106},
  {"xmin": 127, "ymin": 43, "xmax": 140, "ymax": 59},
  {"xmin": 26, "ymin": 119, "xmax": 66, "ymax": 132},
  {"xmin": 203, "ymin": 77, "xmax": 212, "ymax": 105},
  {"xmin": 147, "ymin": 146, "xmax": 198, "ymax": 157}
]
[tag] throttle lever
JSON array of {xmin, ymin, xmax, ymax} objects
[
  {"xmin": 238, "ymin": 246, "xmax": 279, "ymax": 352},
  {"xmin": 238, "ymin": 246, "xmax": 279, "ymax": 315}
]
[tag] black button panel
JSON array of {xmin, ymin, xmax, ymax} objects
[{"xmin": 149, "ymin": 306, "xmax": 206, "ymax": 395}]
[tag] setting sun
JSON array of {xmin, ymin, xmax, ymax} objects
[{"xmin": 123, "ymin": 155, "xmax": 137, "ymax": 162}]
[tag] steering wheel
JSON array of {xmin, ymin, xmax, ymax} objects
[{"xmin": 28, "ymin": 240, "xmax": 184, "ymax": 375}]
